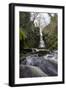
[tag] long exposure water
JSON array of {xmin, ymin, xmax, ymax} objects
[
  {"xmin": 20, "ymin": 50, "xmax": 58, "ymax": 77},
  {"xmin": 39, "ymin": 28, "xmax": 45, "ymax": 48}
]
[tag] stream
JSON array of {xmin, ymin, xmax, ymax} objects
[
  {"xmin": 20, "ymin": 26, "xmax": 58, "ymax": 78},
  {"xmin": 20, "ymin": 50, "xmax": 58, "ymax": 78}
]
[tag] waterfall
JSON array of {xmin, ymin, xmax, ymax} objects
[{"xmin": 39, "ymin": 28, "xmax": 45, "ymax": 48}]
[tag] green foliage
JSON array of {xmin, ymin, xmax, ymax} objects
[
  {"xmin": 42, "ymin": 14, "xmax": 58, "ymax": 50},
  {"xmin": 20, "ymin": 12, "xmax": 40, "ymax": 51},
  {"xmin": 20, "ymin": 12, "xmax": 30, "ymax": 28},
  {"xmin": 20, "ymin": 12, "xmax": 58, "ymax": 51},
  {"xmin": 25, "ymin": 27, "xmax": 40, "ymax": 48},
  {"xmin": 20, "ymin": 29, "xmax": 26, "ymax": 41}
]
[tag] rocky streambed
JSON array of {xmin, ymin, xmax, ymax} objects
[{"xmin": 20, "ymin": 50, "xmax": 58, "ymax": 78}]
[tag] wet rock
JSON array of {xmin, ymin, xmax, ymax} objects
[
  {"xmin": 20, "ymin": 65, "xmax": 47, "ymax": 78},
  {"xmin": 20, "ymin": 51, "xmax": 58, "ymax": 77}
]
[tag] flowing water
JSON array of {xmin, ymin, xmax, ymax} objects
[
  {"xmin": 20, "ymin": 50, "xmax": 58, "ymax": 77},
  {"xmin": 25, "ymin": 50, "xmax": 58, "ymax": 65},
  {"xmin": 20, "ymin": 28, "xmax": 58, "ymax": 77},
  {"xmin": 39, "ymin": 28, "xmax": 45, "ymax": 48}
]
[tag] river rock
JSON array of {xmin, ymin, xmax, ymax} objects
[{"xmin": 20, "ymin": 64, "xmax": 47, "ymax": 78}]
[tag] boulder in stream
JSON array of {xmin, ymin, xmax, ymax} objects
[{"xmin": 20, "ymin": 64, "xmax": 47, "ymax": 78}]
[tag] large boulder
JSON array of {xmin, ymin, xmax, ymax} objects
[{"xmin": 20, "ymin": 64, "xmax": 47, "ymax": 78}]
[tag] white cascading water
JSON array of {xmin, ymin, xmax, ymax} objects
[{"xmin": 39, "ymin": 28, "xmax": 45, "ymax": 48}]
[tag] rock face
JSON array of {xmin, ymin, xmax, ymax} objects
[{"xmin": 20, "ymin": 65, "xmax": 47, "ymax": 78}]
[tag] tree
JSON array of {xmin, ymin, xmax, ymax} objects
[
  {"xmin": 20, "ymin": 12, "xmax": 40, "ymax": 50},
  {"xmin": 42, "ymin": 13, "xmax": 58, "ymax": 50}
]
